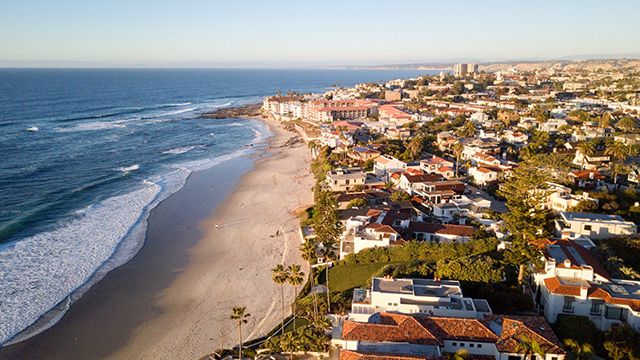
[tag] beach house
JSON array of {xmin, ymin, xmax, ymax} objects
[
  {"xmin": 554, "ymin": 211, "xmax": 637, "ymax": 239},
  {"xmin": 532, "ymin": 239, "xmax": 640, "ymax": 331},
  {"xmin": 349, "ymin": 277, "xmax": 492, "ymax": 322},
  {"xmin": 334, "ymin": 313, "xmax": 565, "ymax": 360}
]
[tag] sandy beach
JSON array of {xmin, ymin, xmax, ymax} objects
[
  {"xmin": 1, "ymin": 117, "xmax": 314, "ymax": 360},
  {"xmin": 110, "ymin": 118, "xmax": 314, "ymax": 359}
]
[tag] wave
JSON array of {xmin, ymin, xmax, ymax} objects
[
  {"xmin": 0, "ymin": 183, "xmax": 162, "ymax": 345},
  {"xmin": 162, "ymin": 145, "xmax": 203, "ymax": 155},
  {"xmin": 56, "ymin": 103, "xmax": 192, "ymax": 124},
  {"xmin": 55, "ymin": 121, "xmax": 127, "ymax": 132},
  {"xmin": 0, "ymin": 121, "xmax": 271, "ymax": 346},
  {"xmin": 117, "ymin": 164, "xmax": 140, "ymax": 173}
]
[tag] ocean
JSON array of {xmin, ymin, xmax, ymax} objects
[{"xmin": 0, "ymin": 68, "xmax": 431, "ymax": 345}]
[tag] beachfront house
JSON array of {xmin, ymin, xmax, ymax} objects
[
  {"xmin": 349, "ymin": 277, "xmax": 492, "ymax": 322},
  {"xmin": 554, "ymin": 211, "xmax": 637, "ymax": 239},
  {"xmin": 334, "ymin": 313, "xmax": 566, "ymax": 360},
  {"xmin": 326, "ymin": 167, "xmax": 367, "ymax": 192},
  {"xmin": 532, "ymin": 239, "xmax": 640, "ymax": 331}
]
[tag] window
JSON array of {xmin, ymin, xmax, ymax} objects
[
  {"xmin": 477, "ymin": 344, "xmax": 482, "ymax": 348},
  {"xmin": 605, "ymin": 306, "xmax": 627, "ymax": 321},
  {"xmin": 584, "ymin": 224, "xmax": 592, "ymax": 231},
  {"xmin": 590, "ymin": 300, "xmax": 603, "ymax": 316},
  {"xmin": 452, "ymin": 342, "xmax": 457, "ymax": 346},
  {"xmin": 470, "ymin": 344, "xmax": 475, "ymax": 348},
  {"xmin": 563, "ymin": 297, "xmax": 575, "ymax": 313}
]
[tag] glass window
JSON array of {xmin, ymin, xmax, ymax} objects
[
  {"xmin": 590, "ymin": 301, "xmax": 603, "ymax": 315},
  {"xmin": 605, "ymin": 306, "xmax": 622, "ymax": 320},
  {"xmin": 563, "ymin": 297, "xmax": 574, "ymax": 313},
  {"xmin": 477, "ymin": 344, "xmax": 482, "ymax": 348},
  {"xmin": 584, "ymin": 224, "xmax": 592, "ymax": 231},
  {"xmin": 452, "ymin": 342, "xmax": 457, "ymax": 346}
]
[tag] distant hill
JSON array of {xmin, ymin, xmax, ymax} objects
[{"xmin": 353, "ymin": 58, "xmax": 640, "ymax": 72}]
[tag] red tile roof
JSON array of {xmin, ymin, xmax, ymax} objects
[
  {"xmin": 339, "ymin": 350, "xmax": 432, "ymax": 360},
  {"xmin": 487, "ymin": 315, "xmax": 565, "ymax": 355},
  {"xmin": 543, "ymin": 276, "xmax": 582, "ymax": 296}
]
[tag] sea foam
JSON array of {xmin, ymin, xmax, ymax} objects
[
  {"xmin": 0, "ymin": 183, "xmax": 161, "ymax": 345},
  {"xmin": 0, "ymin": 119, "xmax": 269, "ymax": 346}
]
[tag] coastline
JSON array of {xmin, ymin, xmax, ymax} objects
[{"xmin": 1, "ymin": 115, "xmax": 314, "ymax": 359}]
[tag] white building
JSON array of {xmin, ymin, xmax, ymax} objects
[
  {"xmin": 373, "ymin": 155, "xmax": 407, "ymax": 181},
  {"xmin": 349, "ymin": 277, "xmax": 492, "ymax": 322},
  {"xmin": 339, "ymin": 215, "xmax": 400, "ymax": 259},
  {"xmin": 545, "ymin": 182, "xmax": 597, "ymax": 212},
  {"xmin": 468, "ymin": 167, "xmax": 499, "ymax": 186},
  {"xmin": 532, "ymin": 239, "xmax": 640, "ymax": 331},
  {"xmin": 335, "ymin": 312, "xmax": 566, "ymax": 360},
  {"xmin": 554, "ymin": 211, "xmax": 637, "ymax": 240}
]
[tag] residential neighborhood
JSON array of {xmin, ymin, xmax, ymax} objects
[{"xmin": 254, "ymin": 61, "xmax": 640, "ymax": 360}]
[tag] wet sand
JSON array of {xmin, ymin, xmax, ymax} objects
[{"xmin": 1, "ymin": 119, "xmax": 314, "ymax": 359}]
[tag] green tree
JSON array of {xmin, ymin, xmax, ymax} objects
[
  {"xmin": 564, "ymin": 339, "xmax": 594, "ymax": 360},
  {"xmin": 347, "ymin": 198, "xmax": 368, "ymax": 208},
  {"xmin": 515, "ymin": 335, "xmax": 545, "ymax": 360},
  {"xmin": 452, "ymin": 141, "xmax": 464, "ymax": 177},
  {"xmin": 617, "ymin": 116, "xmax": 638, "ymax": 133},
  {"xmin": 313, "ymin": 187, "xmax": 341, "ymax": 253},
  {"xmin": 230, "ymin": 306, "xmax": 251, "ymax": 360},
  {"xmin": 404, "ymin": 135, "xmax": 425, "ymax": 161},
  {"xmin": 271, "ymin": 264, "xmax": 290, "ymax": 335},
  {"xmin": 391, "ymin": 190, "xmax": 411, "ymax": 202},
  {"xmin": 577, "ymin": 141, "xmax": 596, "ymax": 169},
  {"xmin": 497, "ymin": 165, "xmax": 551, "ymax": 283},
  {"xmin": 286, "ymin": 264, "xmax": 305, "ymax": 330},
  {"xmin": 600, "ymin": 112, "xmax": 612, "ymax": 128},
  {"xmin": 458, "ymin": 121, "xmax": 476, "ymax": 138},
  {"xmin": 604, "ymin": 324, "xmax": 640, "ymax": 360},
  {"xmin": 605, "ymin": 141, "xmax": 630, "ymax": 184}
]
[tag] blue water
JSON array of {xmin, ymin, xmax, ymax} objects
[{"xmin": 0, "ymin": 68, "xmax": 432, "ymax": 344}]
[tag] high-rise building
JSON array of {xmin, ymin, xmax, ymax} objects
[
  {"xmin": 454, "ymin": 63, "xmax": 468, "ymax": 77},
  {"xmin": 469, "ymin": 63, "xmax": 479, "ymax": 73}
]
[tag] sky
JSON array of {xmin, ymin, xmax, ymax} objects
[{"xmin": 1, "ymin": 0, "xmax": 639, "ymax": 68}]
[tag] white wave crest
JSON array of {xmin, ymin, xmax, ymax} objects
[
  {"xmin": 55, "ymin": 121, "xmax": 126, "ymax": 132},
  {"xmin": 162, "ymin": 145, "xmax": 203, "ymax": 155},
  {"xmin": 0, "ymin": 183, "xmax": 161, "ymax": 345},
  {"xmin": 117, "ymin": 164, "xmax": 140, "ymax": 173}
]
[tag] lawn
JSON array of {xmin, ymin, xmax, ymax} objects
[{"xmin": 320, "ymin": 262, "xmax": 396, "ymax": 292}]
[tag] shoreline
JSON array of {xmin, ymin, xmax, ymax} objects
[
  {"xmin": 0, "ymin": 115, "xmax": 314, "ymax": 360},
  {"xmin": 0, "ymin": 119, "xmax": 268, "ymax": 348}
]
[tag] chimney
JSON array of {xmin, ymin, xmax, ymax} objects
[{"xmin": 564, "ymin": 259, "xmax": 572, "ymax": 268}]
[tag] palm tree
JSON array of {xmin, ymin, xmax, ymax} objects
[
  {"xmin": 605, "ymin": 141, "xmax": 630, "ymax": 184},
  {"xmin": 576, "ymin": 141, "xmax": 596, "ymax": 169},
  {"xmin": 230, "ymin": 306, "xmax": 251, "ymax": 360},
  {"xmin": 452, "ymin": 141, "xmax": 464, "ymax": 177},
  {"xmin": 617, "ymin": 116, "xmax": 638, "ymax": 133},
  {"xmin": 286, "ymin": 264, "xmax": 305, "ymax": 330},
  {"xmin": 599, "ymin": 112, "xmax": 612, "ymax": 128},
  {"xmin": 279, "ymin": 331, "xmax": 298, "ymax": 360},
  {"xmin": 458, "ymin": 121, "xmax": 476, "ymax": 138},
  {"xmin": 272, "ymin": 264, "xmax": 290, "ymax": 335},
  {"xmin": 563, "ymin": 338, "xmax": 594, "ymax": 360},
  {"xmin": 515, "ymin": 335, "xmax": 545, "ymax": 360}
]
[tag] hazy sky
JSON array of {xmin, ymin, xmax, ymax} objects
[{"xmin": 1, "ymin": 0, "xmax": 639, "ymax": 67}]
